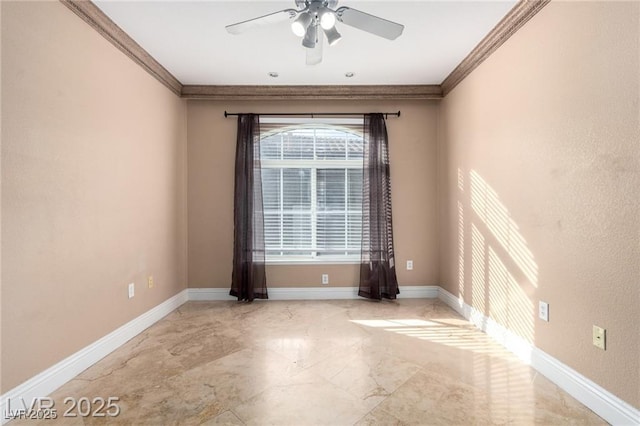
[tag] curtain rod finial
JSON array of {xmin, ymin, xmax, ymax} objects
[
  {"xmin": 397, "ymin": 111, "xmax": 401, "ymax": 117},
  {"xmin": 224, "ymin": 111, "xmax": 228, "ymax": 117}
]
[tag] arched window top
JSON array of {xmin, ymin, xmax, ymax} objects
[
  {"xmin": 261, "ymin": 123, "xmax": 363, "ymax": 137},
  {"xmin": 260, "ymin": 125, "xmax": 364, "ymax": 162}
]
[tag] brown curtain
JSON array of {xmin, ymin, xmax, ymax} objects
[
  {"xmin": 230, "ymin": 114, "xmax": 268, "ymax": 301},
  {"xmin": 359, "ymin": 113, "xmax": 399, "ymax": 300}
]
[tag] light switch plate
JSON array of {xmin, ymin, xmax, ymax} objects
[{"xmin": 128, "ymin": 283, "xmax": 135, "ymax": 299}]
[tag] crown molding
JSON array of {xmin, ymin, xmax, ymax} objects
[
  {"xmin": 181, "ymin": 85, "xmax": 443, "ymax": 100},
  {"xmin": 60, "ymin": 0, "xmax": 182, "ymax": 96},
  {"xmin": 60, "ymin": 0, "xmax": 548, "ymax": 101},
  {"xmin": 441, "ymin": 0, "xmax": 551, "ymax": 96}
]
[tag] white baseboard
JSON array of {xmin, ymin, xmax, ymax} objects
[
  {"xmin": 0, "ymin": 289, "xmax": 188, "ymax": 425},
  {"xmin": 437, "ymin": 288, "xmax": 534, "ymax": 363},
  {"xmin": 398, "ymin": 285, "xmax": 440, "ymax": 299},
  {"xmin": 188, "ymin": 285, "xmax": 439, "ymax": 301},
  {"xmin": 437, "ymin": 288, "xmax": 640, "ymax": 426},
  {"xmin": 6, "ymin": 286, "xmax": 635, "ymax": 425},
  {"xmin": 530, "ymin": 348, "xmax": 639, "ymax": 426},
  {"xmin": 0, "ymin": 283, "xmax": 437, "ymax": 421},
  {"xmin": 188, "ymin": 288, "xmax": 237, "ymax": 301}
]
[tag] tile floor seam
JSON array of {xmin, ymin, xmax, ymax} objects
[
  {"xmin": 227, "ymin": 408, "xmax": 247, "ymax": 426},
  {"xmin": 343, "ymin": 358, "xmax": 426, "ymax": 425},
  {"xmin": 9, "ymin": 299, "xmax": 607, "ymax": 426}
]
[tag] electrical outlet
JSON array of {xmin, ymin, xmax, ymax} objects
[
  {"xmin": 148, "ymin": 276, "xmax": 154, "ymax": 288},
  {"xmin": 538, "ymin": 301, "xmax": 549, "ymax": 322},
  {"xmin": 406, "ymin": 260, "xmax": 413, "ymax": 270},
  {"xmin": 593, "ymin": 325, "xmax": 606, "ymax": 350},
  {"xmin": 128, "ymin": 283, "xmax": 135, "ymax": 299},
  {"xmin": 321, "ymin": 274, "xmax": 329, "ymax": 285}
]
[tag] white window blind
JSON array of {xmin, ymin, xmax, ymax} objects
[{"xmin": 260, "ymin": 122, "xmax": 363, "ymax": 262}]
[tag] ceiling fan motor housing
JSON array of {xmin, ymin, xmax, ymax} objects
[
  {"xmin": 226, "ymin": 0, "xmax": 404, "ymax": 65},
  {"xmin": 296, "ymin": 0, "xmax": 339, "ymax": 9}
]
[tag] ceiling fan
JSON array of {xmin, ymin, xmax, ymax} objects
[{"xmin": 225, "ymin": 0, "xmax": 404, "ymax": 65}]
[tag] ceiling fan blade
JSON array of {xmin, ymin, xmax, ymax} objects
[
  {"xmin": 306, "ymin": 27, "xmax": 323, "ymax": 65},
  {"xmin": 226, "ymin": 9, "xmax": 297, "ymax": 35},
  {"xmin": 335, "ymin": 7, "xmax": 404, "ymax": 40}
]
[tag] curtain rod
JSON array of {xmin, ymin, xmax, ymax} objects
[{"xmin": 224, "ymin": 111, "xmax": 401, "ymax": 119}]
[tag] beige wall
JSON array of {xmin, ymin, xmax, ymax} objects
[
  {"xmin": 438, "ymin": 1, "xmax": 639, "ymax": 407},
  {"xmin": 188, "ymin": 100, "xmax": 439, "ymax": 289},
  {"xmin": 3, "ymin": 0, "xmax": 638, "ymax": 412},
  {"xmin": 1, "ymin": 1, "xmax": 188, "ymax": 392}
]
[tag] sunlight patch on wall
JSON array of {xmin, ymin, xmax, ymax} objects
[
  {"xmin": 471, "ymin": 224, "xmax": 487, "ymax": 313},
  {"xmin": 458, "ymin": 201, "xmax": 466, "ymax": 297},
  {"xmin": 487, "ymin": 247, "xmax": 535, "ymax": 343},
  {"xmin": 470, "ymin": 170, "xmax": 538, "ymax": 287}
]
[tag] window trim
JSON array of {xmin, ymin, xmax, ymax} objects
[
  {"xmin": 266, "ymin": 256, "xmax": 361, "ymax": 266},
  {"xmin": 260, "ymin": 117, "xmax": 363, "ymax": 125},
  {"xmin": 260, "ymin": 121, "xmax": 364, "ymax": 264}
]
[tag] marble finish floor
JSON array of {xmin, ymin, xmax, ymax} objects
[{"xmin": 13, "ymin": 299, "xmax": 605, "ymax": 425}]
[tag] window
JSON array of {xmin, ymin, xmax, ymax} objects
[{"xmin": 260, "ymin": 121, "xmax": 363, "ymax": 262}]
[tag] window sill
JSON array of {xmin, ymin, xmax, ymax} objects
[{"xmin": 266, "ymin": 258, "xmax": 361, "ymax": 266}]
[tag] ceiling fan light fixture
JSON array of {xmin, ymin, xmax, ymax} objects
[
  {"xmin": 291, "ymin": 12, "xmax": 312, "ymax": 37},
  {"xmin": 226, "ymin": 1, "xmax": 405, "ymax": 65},
  {"xmin": 302, "ymin": 24, "xmax": 317, "ymax": 48},
  {"xmin": 323, "ymin": 26, "xmax": 342, "ymax": 46},
  {"xmin": 320, "ymin": 9, "xmax": 336, "ymax": 30}
]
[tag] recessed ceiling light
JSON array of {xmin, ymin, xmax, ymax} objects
[
  {"xmin": 345, "ymin": 72, "xmax": 355, "ymax": 78},
  {"xmin": 268, "ymin": 72, "xmax": 279, "ymax": 78}
]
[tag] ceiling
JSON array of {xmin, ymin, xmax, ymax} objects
[{"xmin": 93, "ymin": 1, "xmax": 517, "ymax": 86}]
